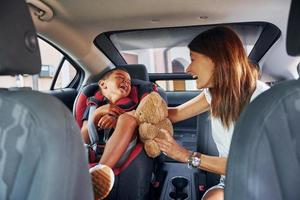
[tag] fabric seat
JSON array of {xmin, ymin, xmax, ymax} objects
[
  {"xmin": 225, "ymin": 1, "xmax": 300, "ymax": 199},
  {"xmin": 0, "ymin": 1, "xmax": 93, "ymax": 200}
]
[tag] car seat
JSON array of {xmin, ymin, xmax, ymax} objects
[
  {"xmin": 196, "ymin": 111, "xmax": 220, "ymax": 197},
  {"xmin": 74, "ymin": 64, "xmax": 167, "ymax": 199},
  {"xmin": 0, "ymin": 1, "xmax": 93, "ymax": 200},
  {"xmin": 225, "ymin": 1, "xmax": 300, "ymax": 199}
]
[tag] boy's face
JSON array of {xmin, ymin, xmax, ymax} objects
[{"xmin": 99, "ymin": 70, "xmax": 132, "ymax": 101}]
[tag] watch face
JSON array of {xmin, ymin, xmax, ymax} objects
[{"xmin": 192, "ymin": 156, "xmax": 200, "ymax": 167}]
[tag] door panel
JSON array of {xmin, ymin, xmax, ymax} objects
[{"xmin": 46, "ymin": 88, "xmax": 78, "ymax": 111}]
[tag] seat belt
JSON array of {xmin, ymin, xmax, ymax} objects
[
  {"xmin": 115, "ymin": 137, "xmax": 137, "ymax": 167},
  {"xmin": 87, "ymin": 105, "xmax": 99, "ymax": 151}
]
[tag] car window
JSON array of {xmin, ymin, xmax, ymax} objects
[
  {"xmin": 0, "ymin": 38, "xmax": 77, "ymax": 91},
  {"xmin": 108, "ymin": 24, "xmax": 263, "ymax": 91},
  {"xmin": 53, "ymin": 59, "xmax": 77, "ymax": 89},
  {"xmin": 156, "ymin": 79, "xmax": 197, "ymax": 91}
]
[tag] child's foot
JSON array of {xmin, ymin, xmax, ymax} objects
[{"xmin": 89, "ymin": 164, "xmax": 115, "ymax": 200}]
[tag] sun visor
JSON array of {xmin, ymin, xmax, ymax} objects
[
  {"xmin": 286, "ymin": 0, "xmax": 300, "ymax": 56},
  {"xmin": 0, "ymin": 0, "xmax": 41, "ymax": 75}
]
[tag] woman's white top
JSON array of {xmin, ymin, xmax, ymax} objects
[{"xmin": 203, "ymin": 80, "xmax": 270, "ymax": 157}]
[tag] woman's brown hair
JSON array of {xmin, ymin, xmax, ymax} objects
[{"xmin": 188, "ymin": 26, "xmax": 258, "ymax": 128}]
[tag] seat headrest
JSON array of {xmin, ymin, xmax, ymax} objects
[
  {"xmin": 286, "ymin": 0, "xmax": 300, "ymax": 56},
  {"xmin": 0, "ymin": 0, "xmax": 41, "ymax": 75}
]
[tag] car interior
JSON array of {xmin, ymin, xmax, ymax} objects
[{"xmin": 0, "ymin": 0, "xmax": 299, "ymax": 199}]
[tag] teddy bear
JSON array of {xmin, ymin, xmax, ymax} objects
[{"xmin": 134, "ymin": 91, "xmax": 174, "ymax": 158}]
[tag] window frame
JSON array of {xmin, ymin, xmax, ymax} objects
[{"xmin": 38, "ymin": 36, "xmax": 84, "ymax": 91}]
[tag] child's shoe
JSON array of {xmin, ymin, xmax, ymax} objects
[{"xmin": 89, "ymin": 164, "xmax": 114, "ymax": 200}]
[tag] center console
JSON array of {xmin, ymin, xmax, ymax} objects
[{"xmin": 159, "ymin": 162, "xmax": 201, "ymax": 200}]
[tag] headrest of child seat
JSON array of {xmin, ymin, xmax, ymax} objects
[
  {"xmin": 286, "ymin": 0, "xmax": 300, "ymax": 56},
  {"xmin": 89, "ymin": 64, "xmax": 149, "ymax": 83},
  {"xmin": 119, "ymin": 64, "xmax": 149, "ymax": 81},
  {"xmin": 0, "ymin": 0, "xmax": 41, "ymax": 75}
]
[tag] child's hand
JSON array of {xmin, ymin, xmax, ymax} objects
[
  {"xmin": 97, "ymin": 114, "xmax": 118, "ymax": 129},
  {"xmin": 94, "ymin": 104, "xmax": 124, "ymax": 124}
]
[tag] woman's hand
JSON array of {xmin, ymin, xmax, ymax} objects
[
  {"xmin": 97, "ymin": 114, "xmax": 117, "ymax": 129},
  {"xmin": 154, "ymin": 129, "xmax": 190, "ymax": 163}
]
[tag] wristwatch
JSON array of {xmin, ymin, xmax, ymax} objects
[{"xmin": 187, "ymin": 152, "xmax": 201, "ymax": 169}]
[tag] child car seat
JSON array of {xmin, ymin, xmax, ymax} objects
[{"xmin": 74, "ymin": 64, "xmax": 167, "ymax": 199}]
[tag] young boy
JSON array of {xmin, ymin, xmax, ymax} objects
[{"xmin": 81, "ymin": 68, "xmax": 138, "ymax": 168}]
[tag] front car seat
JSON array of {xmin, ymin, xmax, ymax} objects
[
  {"xmin": 225, "ymin": 1, "xmax": 300, "ymax": 199},
  {"xmin": 0, "ymin": 1, "xmax": 93, "ymax": 199}
]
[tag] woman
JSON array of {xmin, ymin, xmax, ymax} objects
[{"xmin": 154, "ymin": 26, "xmax": 269, "ymax": 200}]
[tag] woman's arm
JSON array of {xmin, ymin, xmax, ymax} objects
[
  {"xmin": 154, "ymin": 130, "xmax": 227, "ymax": 175},
  {"xmin": 199, "ymin": 154, "xmax": 227, "ymax": 175},
  {"xmin": 168, "ymin": 92, "xmax": 210, "ymax": 123}
]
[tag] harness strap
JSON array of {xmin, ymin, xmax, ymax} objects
[
  {"xmin": 113, "ymin": 143, "xmax": 144, "ymax": 176},
  {"xmin": 87, "ymin": 105, "xmax": 99, "ymax": 147},
  {"xmin": 115, "ymin": 137, "xmax": 137, "ymax": 168}
]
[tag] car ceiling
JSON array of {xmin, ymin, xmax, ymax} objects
[{"xmin": 27, "ymin": 0, "xmax": 300, "ymax": 81}]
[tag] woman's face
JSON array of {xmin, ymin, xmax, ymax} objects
[{"xmin": 186, "ymin": 51, "xmax": 215, "ymax": 89}]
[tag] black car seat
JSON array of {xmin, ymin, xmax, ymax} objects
[
  {"xmin": 74, "ymin": 64, "xmax": 167, "ymax": 200},
  {"xmin": 225, "ymin": 1, "xmax": 300, "ymax": 199},
  {"xmin": 0, "ymin": 1, "xmax": 93, "ymax": 200}
]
